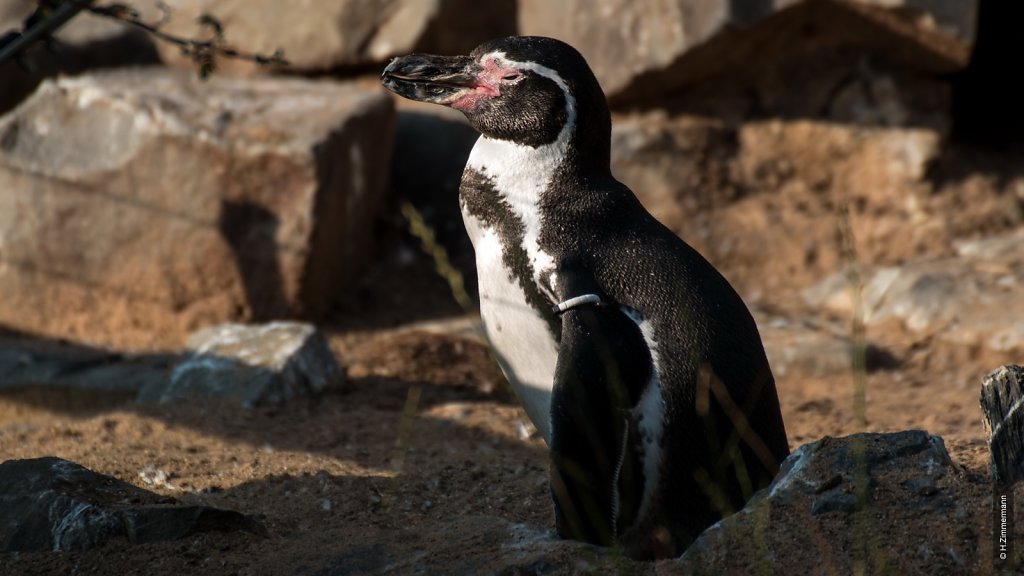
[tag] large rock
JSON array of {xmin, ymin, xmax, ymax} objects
[
  {"xmin": 673, "ymin": 431, "xmax": 979, "ymax": 574},
  {"xmin": 0, "ymin": 457, "xmax": 264, "ymax": 552},
  {"xmin": 138, "ymin": 322, "xmax": 344, "ymax": 406},
  {"xmin": 805, "ymin": 229, "xmax": 1024, "ymax": 353},
  {"xmin": 520, "ymin": 0, "xmax": 973, "ymax": 106},
  {"xmin": 0, "ymin": 69, "xmax": 394, "ymax": 349},
  {"xmin": 129, "ymin": 0, "xmax": 515, "ymax": 74},
  {"xmin": 0, "ymin": 1, "xmax": 160, "ymax": 115}
]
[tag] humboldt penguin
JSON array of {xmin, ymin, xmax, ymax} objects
[{"xmin": 382, "ymin": 36, "xmax": 789, "ymax": 559}]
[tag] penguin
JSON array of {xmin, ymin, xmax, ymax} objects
[{"xmin": 381, "ymin": 36, "xmax": 789, "ymax": 559}]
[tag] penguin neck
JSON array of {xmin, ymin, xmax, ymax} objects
[{"xmin": 466, "ymin": 116, "xmax": 611, "ymax": 211}]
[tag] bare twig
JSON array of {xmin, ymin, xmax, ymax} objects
[
  {"xmin": 82, "ymin": 1, "xmax": 288, "ymax": 75},
  {"xmin": 400, "ymin": 201, "xmax": 476, "ymax": 314},
  {"xmin": 0, "ymin": 0, "xmax": 288, "ymax": 75},
  {"xmin": 0, "ymin": 1, "xmax": 94, "ymax": 66}
]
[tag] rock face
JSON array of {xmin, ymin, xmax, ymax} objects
[
  {"xmin": 131, "ymin": 0, "xmax": 515, "ymax": 74},
  {"xmin": 520, "ymin": 0, "xmax": 972, "ymax": 105},
  {"xmin": 0, "ymin": 457, "xmax": 265, "ymax": 552},
  {"xmin": 675, "ymin": 430, "xmax": 978, "ymax": 575},
  {"xmin": 0, "ymin": 69, "xmax": 394, "ymax": 349},
  {"xmin": 138, "ymin": 322, "xmax": 345, "ymax": 406},
  {"xmin": 805, "ymin": 229, "xmax": 1024, "ymax": 353},
  {"xmin": 611, "ymin": 113, "xmax": 946, "ymax": 301}
]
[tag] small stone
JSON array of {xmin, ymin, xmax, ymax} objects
[{"xmin": 138, "ymin": 466, "xmax": 175, "ymax": 491}]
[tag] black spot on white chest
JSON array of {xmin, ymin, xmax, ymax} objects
[{"xmin": 460, "ymin": 167, "xmax": 560, "ymax": 339}]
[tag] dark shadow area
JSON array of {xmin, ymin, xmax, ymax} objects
[
  {"xmin": 950, "ymin": 0, "xmax": 1024, "ymax": 148},
  {"xmin": 925, "ymin": 0, "xmax": 1024, "ymax": 188},
  {"xmin": 0, "ymin": 322, "xmax": 516, "ymax": 469},
  {"xmin": 864, "ymin": 344, "xmax": 902, "ymax": 372},
  {"xmin": 219, "ymin": 200, "xmax": 289, "ymax": 322},
  {"xmin": 0, "ymin": 327, "xmax": 550, "ymax": 573},
  {"xmin": 0, "ymin": 433, "xmax": 551, "ymax": 575},
  {"xmin": 326, "ymin": 110, "xmax": 481, "ymax": 332},
  {"xmin": 390, "ymin": 111, "xmax": 478, "ymax": 265},
  {"xmin": 0, "ymin": 26, "xmax": 160, "ymax": 116},
  {"xmin": 924, "ymin": 141, "xmax": 1024, "ymax": 189}
]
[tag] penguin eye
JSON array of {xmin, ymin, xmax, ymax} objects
[{"xmin": 502, "ymin": 72, "xmax": 523, "ymax": 82}]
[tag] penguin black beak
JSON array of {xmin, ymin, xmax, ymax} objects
[{"xmin": 381, "ymin": 54, "xmax": 481, "ymax": 105}]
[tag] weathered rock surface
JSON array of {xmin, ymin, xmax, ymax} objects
[
  {"xmin": 0, "ymin": 1, "xmax": 161, "ymax": 115},
  {"xmin": 520, "ymin": 0, "xmax": 972, "ymax": 106},
  {"xmin": 674, "ymin": 430, "xmax": 979, "ymax": 575},
  {"xmin": 129, "ymin": 0, "xmax": 515, "ymax": 74},
  {"xmin": 0, "ymin": 457, "xmax": 264, "ymax": 552},
  {"xmin": 0, "ymin": 69, "xmax": 394, "ymax": 349},
  {"xmin": 805, "ymin": 229, "xmax": 1024, "ymax": 353},
  {"xmin": 138, "ymin": 322, "xmax": 344, "ymax": 406},
  {"xmin": 611, "ymin": 112, "xmax": 947, "ymax": 300}
]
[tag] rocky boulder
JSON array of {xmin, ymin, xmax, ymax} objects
[
  {"xmin": 520, "ymin": 0, "xmax": 973, "ymax": 106},
  {"xmin": 0, "ymin": 457, "xmax": 265, "ymax": 552},
  {"xmin": 127, "ymin": 0, "xmax": 515, "ymax": 74},
  {"xmin": 138, "ymin": 322, "xmax": 345, "ymax": 406},
  {"xmin": 0, "ymin": 69, "xmax": 394, "ymax": 349},
  {"xmin": 674, "ymin": 430, "xmax": 980, "ymax": 574}
]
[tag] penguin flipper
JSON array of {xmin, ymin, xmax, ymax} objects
[{"xmin": 548, "ymin": 297, "xmax": 650, "ymax": 548}]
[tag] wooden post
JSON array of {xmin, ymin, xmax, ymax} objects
[
  {"xmin": 981, "ymin": 365, "xmax": 1024, "ymax": 486},
  {"xmin": 981, "ymin": 365, "xmax": 1023, "ymax": 572}
]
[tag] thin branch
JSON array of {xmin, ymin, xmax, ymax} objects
[
  {"xmin": 82, "ymin": 1, "xmax": 289, "ymax": 72},
  {"xmin": 0, "ymin": 0, "xmax": 288, "ymax": 74},
  {"xmin": 0, "ymin": 1, "xmax": 95, "ymax": 66}
]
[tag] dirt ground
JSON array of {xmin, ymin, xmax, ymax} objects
[{"xmin": 1, "ymin": 135, "xmax": 1021, "ymax": 574}]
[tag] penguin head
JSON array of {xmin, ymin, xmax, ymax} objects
[{"xmin": 382, "ymin": 36, "xmax": 609, "ymax": 150}]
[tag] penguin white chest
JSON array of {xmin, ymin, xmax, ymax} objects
[
  {"xmin": 459, "ymin": 105, "xmax": 575, "ymax": 445},
  {"xmin": 462, "ymin": 213, "xmax": 559, "ymax": 444}
]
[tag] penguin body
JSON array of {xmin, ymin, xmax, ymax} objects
[{"xmin": 382, "ymin": 36, "xmax": 789, "ymax": 559}]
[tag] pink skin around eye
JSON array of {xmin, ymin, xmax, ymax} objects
[{"xmin": 451, "ymin": 56, "xmax": 517, "ymax": 111}]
